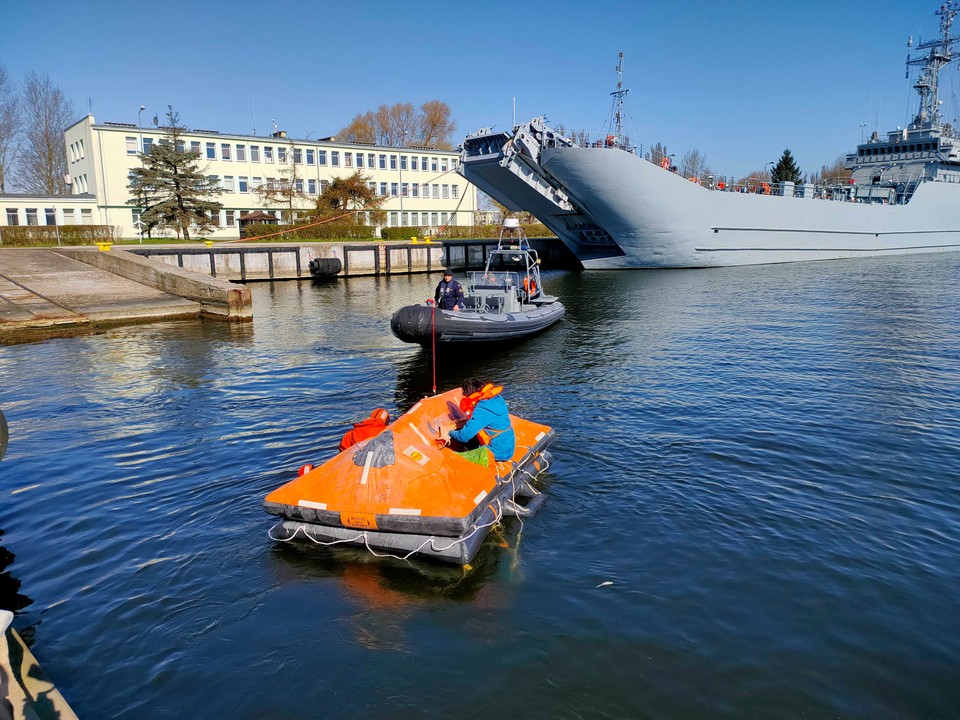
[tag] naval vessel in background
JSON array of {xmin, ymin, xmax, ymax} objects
[{"xmin": 459, "ymin": 3, "xmax": 960, "ymax": 269}]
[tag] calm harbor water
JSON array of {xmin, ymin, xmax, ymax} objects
[{"xmin": 1, "ymin": 253, "xmax": 959, "ymax": 719}]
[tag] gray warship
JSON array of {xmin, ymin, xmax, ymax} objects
[{"xmin": 459, "ymin": 3, "xmax": 960, "ymax": 269}]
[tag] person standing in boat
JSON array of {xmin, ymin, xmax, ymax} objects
[
  {"xmin": 443, "ymin": 378, "xmax": 516, "ymax": 466},
  {"xmin": 434, "ymin": 269, "xmax": 464, "ymax": 312}
]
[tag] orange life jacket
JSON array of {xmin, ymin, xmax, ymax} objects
[
  {"xmin": 339, "ymin": 408, "xmax": 390, "ymax": 452},
  {"xmin": 523, "ymin": 276, "xmax": 537, "ymax": 296},
  {"xmin": 458, "ymin": 384, "xmax": 504, "ymax": 445}
]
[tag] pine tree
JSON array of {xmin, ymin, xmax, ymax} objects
[
  {"xmin": 771, "ymin": 148, "xmax": 803, "ymax": 185},
  {"xmin": 127, "ymin": 107, "xmax": 222, "ymax": 240}
]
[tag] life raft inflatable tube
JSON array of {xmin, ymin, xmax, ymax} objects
[{"xmin": 264, "ymin": 389, "xmax": 556, "ymax": 564}]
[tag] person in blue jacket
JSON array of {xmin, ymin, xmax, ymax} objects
[
  {"xmin": 434, "ymin": 269, "xmax": 464, "ymax": 311},
  {"xmin": 447, "ymin": 378, "xmax": 516, "ymax": 466}
]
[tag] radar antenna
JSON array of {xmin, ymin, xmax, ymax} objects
[
  {"xmin": 610, "ymin": 51, "xmax": 630, "ymax": 140},
  {"xmin": 906, "ymin": 1, "xmax": 960, "ymax": 129}
]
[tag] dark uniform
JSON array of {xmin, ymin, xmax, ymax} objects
[{"xmin": 434, "ymin": 275, "xmax": 465, "ymax": 310}]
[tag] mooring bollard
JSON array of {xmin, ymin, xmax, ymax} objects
[
  {"xmin": 96, "ymin": 242, "xmax": 112, "ymax": 252},
  {"xmin": 204, "ymin": 240, "xmax": 214, "ymax": 247}
]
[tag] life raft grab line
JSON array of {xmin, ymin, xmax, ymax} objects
[{"xmin": 266, "ymin": 450, "xmax": 552, "ymax": 563}]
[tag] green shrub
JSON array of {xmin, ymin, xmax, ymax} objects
[
  {"xmin": 381, "ymin": 226, "xmax": 424, "ymax": 240},
  {"xmin": 439, "ymin": 223, "xmax": 555, "ymax": 239},
  {"xmin": 242, "ymin": 221, "xmax": 376, "ymax": 241},
  {"xmin": 0, "ymin": 224, "xmax": 119, "ymax": 246}
]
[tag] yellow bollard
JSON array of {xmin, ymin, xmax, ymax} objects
[
  {"xmin": 203, "ymin": 240, "xmax": 214, "ymax": 247},
  {"xmin": 424, "ymin": 237, "xmax": 432, "ymax": 244},
  {"xmin": 410, "ymin": 237, "xmax": 419, "ymax": 244},
  {"xmin": 96, "ymin": 242, "xmax": 112, "ymax": 252}
]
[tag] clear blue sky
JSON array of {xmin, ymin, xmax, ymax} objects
[{"xmin": 4, "ymin": 0, "xmax": 951, "ymax": 177}]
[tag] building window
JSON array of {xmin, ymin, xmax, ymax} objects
[
  {"xmin": 367, "ymin": 153, "xmax": 375, "ymax": 168},
  {"xmin": 344, "ymin": 152, "xmax": 353, "ymax": 168},
  {"xmin": 367, "ymin": 181, "xmax": 376, "ymax": 194},
  {"xmin": 25, "ymin": 209, "xmax": 38, "ymax": 226},
  {"xmin": 401, "ymin": 182, "xmax": 409, "ymax": 197},
  {"xmin": 63, "ymin": 209, "xmax": 75, "ymax": 224},
  {"xmin": 431, "ymin": 212, "xmax": 438, "ymax": 226},
  {"xmin": 442, "ymin": 184, "xmax": 449, "ymax": 199},
  {"xmin": 331, "ymin": 151, "xmax": 339, "ymax": 167},
  {"xmin": 236, "ymin": 144, "xmax": 246, "ymax": 161},
  {"xmin": 379, "ymin": 182, "xmax": 387, "ymax": 196},
  {"xmin": 451, "ymin": 184, "xmax": 459, "ymax": 198},
  {"xmin": 318, "ymin": 150, "xmax": 327, "ymax": 165},
  {"xmin": 264, "ymin": 146, "xmax": 274, "ymax": 163},
  {"xmin": 251, "ymin": 145, "xmax": 260, "ymax": 162},
  {"xmin": 126, "ymin": 137, "xmax": 138, "ymax": 155},
  {"xmin": 420, "ymin": 157, "xmax": 428, "ymax": 171},
  {"xmin": 191, "ymin": 141, "xmax": 201, "ymax": 155},
  {"xmin": 379, "ymin": 154, "xmax": 386, "ymax": 169},
  {"xmin": 5, "ymin": 208, "xmax": 18, "ymax": 226},
  {"xmin": 412, "ymin": 183, "xmax": 419, "ymax": 198},
  {"xmin": 430, "ymin": 157, "xmax": 437, "ymax": 172},
  {"xmin": 390, "ymin": 155, "xmax": 397, "ymax": 170},
  {"xmin": 451, "ymin": 158, "xmax": 459, "ymax": 170},
  {"xmin": 401, "ymin": 212, "xmax": 409, "ymax": 226},
  {"xmin": 252, "ymin": 176, "xmax": 262, "ymax": 189},
  {"xmin": 390, "ymin": 182, "xmax": 398, "ymax": 197},
  {"xmin": 308, "ymin": 179, "xmax": 316, "ymax": 194},
  {"xmin": 280, "ymin": 146, "xmax": 289, "ymax": 163},
  {"xmin": 222, "ymin": 176, "xmax": 235, "ymax": 192},
  {"xmin": 293, "ymin": 148, "xmax": 302, "ymax": 163},
  {"xmin": 295, "ymin": 179, "xmax": 304, "ymax": 192},
  {"xmin": 400, "ymin": 155, "xmax": 408, "ymax": 171},
  {"xmin": 390, "ymin": 212, "xmax": 399, "ymax": 227},
  {"xmin": 175, "ymin": 140, "xmax": 185, "ymax": 153},
  {"xmin": 320, "ymin": 179, "xmax": 329, "ymax": 194},
  {"xmin": 432, "ymin": 184, "xmax": 439, "ymax": 199},
  {"xmin": 141, "ymin": 137, "xmax": 153, "ymax": 154},
  {"xmin": 77, "ymin": 139, "xmax": 85, "ymax": 159},
  {"xmin": 441, "ymin": 212, "xmax": 449, "ymax": 225},
  {"xmin": 355, "ymin": 153, "xmax": 364, "ymax": 168},
  {"xmin": 441, "ymin": 158, "xmax": 448, "ymax": 172},
  {"xmin": 44, "ymin": 208, "xmax": 56, "ymax": 225},
  {"xmin": 409, "ymin": 156, "xmax": 418, "ymax": 171},
  {"xmin": 81, "ymin": 209, "xmax": 93, "ymax": 225},
  {"xmin": 225, "ymin": 210, "xmax": 236, "ymax": 227},
  {"xmin": 221, "ymin": 143, "xmax": 232, "ymax": 160},
  {"xmin": 206, "ymin": 142, "xmax": 216, "ymax": 159},
  {"xmin": 306, "ymin": 149, "xmax": 314, "ymax": 165},
  {"xmin": 239, "ymin": 176, "xmax": 248, "ymax": 193}
]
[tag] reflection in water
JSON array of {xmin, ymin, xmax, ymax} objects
[
  {"xmin": 0, "ymin": 532, "xmax": 31, "ymax": 617},
  {"xmin": 0, "ymin": 256, "xmax": 958, "ymax": 719}
]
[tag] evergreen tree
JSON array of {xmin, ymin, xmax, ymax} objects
[
  {"xmin": 312, "ymin": 171, "xmax": 386, "ymax": 225},
  {"xmin": 127, "ymin": 107, "xmax": 222, "ymax": 240},
  {"xmin": 771, "ymin": 148, "xmax": 803, "ymax": 184}
]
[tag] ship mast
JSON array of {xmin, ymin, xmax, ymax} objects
[
  {"xmin": 906, "ymin": 1, "xmax": 960, "ymax": 129},
  {"xmin": 611, "ymin": 51, "xmax": 629, "ymax": 139}
]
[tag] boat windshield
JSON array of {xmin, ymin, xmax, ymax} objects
[{"xmin": 468, "ymin": 270, "xmax": 519, "ymax": 291}]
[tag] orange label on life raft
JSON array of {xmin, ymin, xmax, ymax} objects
[{"xmin": 340, "ymin": 512, "xmax": 378, "ymax": 530}]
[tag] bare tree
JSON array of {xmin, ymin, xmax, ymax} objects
[
  {"xmin": 338, "ymin": 101, "xmax": 457, "ymax": 148},
  {"xmin": 813, "ymin": 155, "xmax": 852, "ymax": 184},
  {"xmin": 0, "ymin": 65, "xmax": 20, "ymax": 193},
  {"xmin": 680, "ymin": 148, "xmax": 711, "ymax": 180},
  {"xmin": 419, "ymin": 100, "xmax": 455, "ymax": 149},
  {"xmin": 17, "ymin": 72, "xmax": 75, "ymax": 194}
]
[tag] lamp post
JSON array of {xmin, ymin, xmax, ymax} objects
[
  {"xmin": 137, "ymin": 105, "xmax": 146, "ymax": 244},
  {"xmin": 399, "ymin": 130, "xmax": 407, "ymax": 223}
]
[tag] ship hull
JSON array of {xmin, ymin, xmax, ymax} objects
[{"xmin": 538, "ymin": 146, "xmax": 960, "ymax": 268}]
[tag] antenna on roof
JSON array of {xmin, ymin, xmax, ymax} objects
[{"xmin": 252, "ymin": 91, "xmax": 257, "ymax": 136}]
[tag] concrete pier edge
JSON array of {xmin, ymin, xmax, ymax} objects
[{"xmin": 54, "ymin": 247, "xmax": 252, "ymax": 321}]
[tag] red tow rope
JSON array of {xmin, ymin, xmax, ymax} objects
[{"xmin": 427, "ymin": 299, "xmax": 437, "ymax": 394}]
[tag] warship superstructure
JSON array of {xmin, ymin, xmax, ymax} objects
[{"xmin": 459, "ymin": 3, "xmax": 960, "ymax": 268}]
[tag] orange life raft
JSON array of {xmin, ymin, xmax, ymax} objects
[{"xmin": 264, "ymin": 388, "xmax": 555, "ymax": 564}]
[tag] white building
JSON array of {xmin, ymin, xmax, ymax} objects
[{"xmin": 60, "ymin": 115, "xmax": 477, "ymax": 239}]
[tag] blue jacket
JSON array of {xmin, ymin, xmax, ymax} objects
[
  {"xmin": 449, "ymin": 394, "xmax": 516, "ymax": 461},
  {"xmin": 435, "ymin": 278, "xmax": 464, "ymax": 310}
]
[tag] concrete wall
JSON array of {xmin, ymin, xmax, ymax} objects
[{"xmin": 54, "ymin": 247, "xmax": 252, "ymax": 320}]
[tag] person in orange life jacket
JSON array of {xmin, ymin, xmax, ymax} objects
[
  {"xmin": 442, "ymin": 378, "xmax": 516, "ymax": 464},
  {"xmin": 434, "ymin": 269, "xmax": 464, "ymax": 311},
  {"xmin": 339, "ymin": 408, "xmax": 390, "ymax": 452}
]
